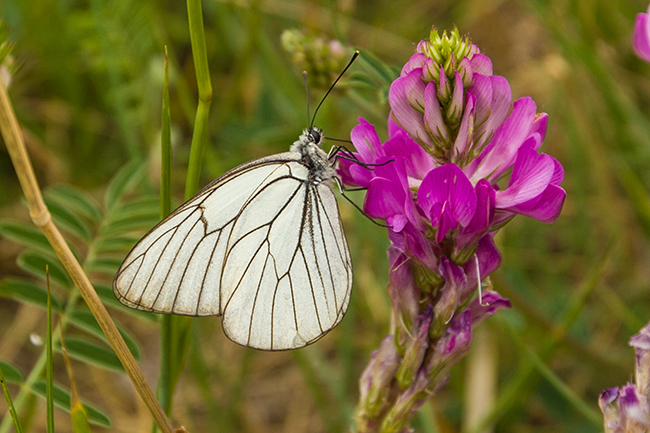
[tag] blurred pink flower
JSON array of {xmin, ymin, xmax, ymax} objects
[{"xmin": 634, "ymin": 5, "xmax": 650, "ymax": 62}]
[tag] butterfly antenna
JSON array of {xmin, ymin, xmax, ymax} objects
[
  {"xmin": 310, "ymin": 50, "xmax": 360, "ymax": 129},
  {"xmin": 303, "ymin": 71, "xmax": 310, "ymax": 128}
]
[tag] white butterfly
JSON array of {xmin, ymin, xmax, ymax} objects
[{"xmin": 113, "ymin": 127, "xmax": 353, "ymax": 350}]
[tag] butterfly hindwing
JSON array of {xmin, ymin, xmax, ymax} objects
[{"xmin": 220, "ymin": 160, "xmax": 352, "ymax": 350}]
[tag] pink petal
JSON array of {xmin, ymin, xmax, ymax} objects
[
  {"xmin": 549, "ymin": 156, "xmax": 565, "ymax": 185},
  {"xmin": 436, "ymin": 206, "xmax": 459, "ymax": 243},
  {"xmin": 383, "ymin": 131, "xmax": 436, "ymax": 180},
  {"xmin": 453, "ymin": 93, "xmax": 476, "ymax": 159},
  {"xmin": 470, "ymin": 54, "xmax": 493, "ymax": 75},
  {"xmin": 337, "ymin": 158, "xmax": 361, "ymax": 187},
  {"xmin": 350, "ymin": 117, "xmax": 385, "ymax": 162},
  {"xmin": 424, "ymin": 81, "xmax": 450, "ymax": 143},
  {"xmin": 468, "ymin": 75, "xmax": 513, "ymax": 159},
  {"xmin": 507, "ymin": 184, "xmax": 566, "ymax": 223},
  {"xmin": 347, "ymin": 163, "xmax": 374, "ymax": 188},
  {"xmin": 467, "ymin": 73, "xmax": 493, "ymax": 126},
  {"xmin": 437, "ymin": 66, "xmax": 451, "ymax": 101},
  {"xmin": 634, "ymin": 13, "xmax": 650, "ymax": 62},
  {"xmin": 418, "ymin": 164, "xmax": 477, "ymax": 227},
  {"xmin": 401, "ymin": 52, "xmax": 427, "ymax": 76},
  {"xmin": 458, "ymin": 56, "xmax": 474, "ymax": 87},
  {"xmin": 471, "ymin": 97, "xmax": 537, "ymax": 183},
  {"xmin": 530, "ymin": 113, "xmax": 548, "ymax": 147},
  {"xmin": 446, "ymin": 71, "xmax": 465, "ymax": 124},
  {"xmin": 389, "ymin": 70, "xmax": 434, "ymax": 148},
  {"xmin": 457, "ymin": 179, "xmax": 495, "ymax": 248},
  {"xmin": 467, "ymin": 289, "xmax": 510, "ymax": 325},
  {"xmin": 365, "ymin": 177, "xmax": 406, "ymax": 219},
  {"xmin": 495, "ymin": 146, "xmax": 555, "ymax": 207},
  {"xmin": 458, "ymin": 234, "xmax": 503, "ymax": 302}
]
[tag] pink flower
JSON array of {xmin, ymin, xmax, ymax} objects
[
  {"xmin": 634, "ymin": 4, "xmax": 650, "ymax": 62},
  {"xmin": 351, "ymin": 27, "xmax": 564, "ymax": 431}
]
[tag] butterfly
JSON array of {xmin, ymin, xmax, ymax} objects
[{"xmin": 113, "ymin": 54, "xmax": 362, "ymax": 351}]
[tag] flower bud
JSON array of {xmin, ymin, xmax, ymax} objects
[
  {"xmin": 396, "ymin": 306, "xmax": 433, "ymax": 389},
  {"xmin": 428, "ymin": 309, "xmax": 472, "ymax": 379},
  {"xmin": 630, "ymin": 322, "xmax": 650, "ymax": 400},
  {"xmin": 358, "ymin": 336, "xmax": 401, "ymax": 418}
]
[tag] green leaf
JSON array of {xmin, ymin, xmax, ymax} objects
[
  {"xmin": 67, "ymin": 309, "xmax": 142, "ymax": 361},
  {"xmin": 94, "ymin": 284, "xmax": 157, "ymax": 322},
  {"xmin": 93, "ymin": 234, "xmax": 139, "ymax": 254},
  {"xmin": 45, "ymin": 198, "xmax": 93, "ymax": 242},
  {"xmin": 16, "ymin": 252, "xmax": 71, "ymax": 288},
  {"xmin": 101, "ymin": 196, "xmax": 160, "ymax": 236},
  {"xmin": 45, "ymin": 185, "xmax": 102, "ymax": 222},
  {"xmin": 358, "ymin": 50, "xmax": 399, "ymax": 85},
  {"xmin": 0, "ymin": 220, "xmax": 54, "ymax": 256},
  {"xmin": 0, "ymin": 361, "xmax": 23, "ymax": 384},
  {"xmin": 31, "ymin": 381, "xmax": 111, "ymax": 428},
  {"xmin": 54, "ymin": 338, "xmax": 124, "ymax": 373},
  {"xmin": 104, "ymin": 160, "xmax": 146, "ymax": 211},
  {"xmin": 0, "ymin": 278, "xmax": 63, "ymax": 311},
  {"xmin": 85, "ymin": 257, "xmax": 124, "ymax": 275}
]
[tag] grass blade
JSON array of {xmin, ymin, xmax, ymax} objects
[
  {"xmin": 46, "ymin": 266, "xmax": 55, "ymax": 433},
  {"xmin": 0, "ymin": 363, "xmax": 24, "ymax": 433}
]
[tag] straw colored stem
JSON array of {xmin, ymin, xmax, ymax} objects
[{"xmin": 0, "ymin": 81, "xmax": 176, "ymax": 433}]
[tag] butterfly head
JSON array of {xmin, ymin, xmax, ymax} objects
[
  {"xmin": 292, "ymin": 127, "xmax": 325, "ymax": 154},
  {"xmin": 307, "ymin": 127, "xmax": 323, "ymax": 145}
]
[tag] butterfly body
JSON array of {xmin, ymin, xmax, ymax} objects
[{"xmin": 113, "ymin": 127, "xmax": 353, "ymax": 350}]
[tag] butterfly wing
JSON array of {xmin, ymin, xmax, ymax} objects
[
  {"xmin": 113, "ymin": 152, "xmax": 301, "ymax": 316},
  {"xmin": 113, "ymin": 152, "xmax": 353, "ymax": 350},
  {"xmin": 220, "ymin": 161, "xmax": 353, "ymax": 350}
]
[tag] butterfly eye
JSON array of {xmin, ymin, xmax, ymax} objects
[{"xmin": 309, "ymin": 129, "xmax": 321, "ymax": 143}]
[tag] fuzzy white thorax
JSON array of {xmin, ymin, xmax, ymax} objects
[{"xmin": 290, "ymin": 127, "xmax": 338, "ymax": 184}]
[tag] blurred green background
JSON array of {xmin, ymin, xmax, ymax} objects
[{"xmin": 1, "ymin": 0, "xmax": 649, "ymax": 432}]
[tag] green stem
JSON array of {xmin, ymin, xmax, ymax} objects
[
  {"xmin": 156, "ymin": 0, "xmax": 213, "ymax": 425},
  {"xmin": 46, "ymin": 269, "xmax": 54, "ymax": 433},
  {"xmin": 157, "ymin": 46, "xmax": 175, "ymax": 419},
  {"xmin": 184, "ymin": 0, "xmax": 213, "ymax": 200},
  {"xmin": 0, "ymin": 364, "xmax": 24, "ymax": 433}
]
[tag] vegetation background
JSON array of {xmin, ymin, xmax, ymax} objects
[{"xmin": 0, "ymin": 0, "xmax": 648, "ymax": 432}]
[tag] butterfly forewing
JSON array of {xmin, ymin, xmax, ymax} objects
[
  {"xmin": 114, "ymin": 154, "xmax": 300, "ymax": 315},
  {"xmin": 113, "ymin": 147, "xmax": 353, "ymax": 350}
]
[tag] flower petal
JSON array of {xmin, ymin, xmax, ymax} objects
[
  {"xmin": 507, "ymin": 184, "xmax": 566, "ymax": 223},
  {"xmin": 418, "ymin": 164, "xmax": 477, "ymax": 228},
  {"xmin": 456, "ymin": 179, "xmax": 496, "ymax": 254},
  {"xmin": 468, "ymin": 290, "xmax": 511, "ymax": 325},
  {"xmin": 495, "ymin": 145, "xmax": 555, "ymax": 207},
  {"xmin": 471, "ymin": 97, "xmax": 537, "ymax": 182},
  {"xmin": 351, "ymin": 117, "xmax": 385, "ymax": 163},
  {"xmin": 389, "ymin": 70, "xmax": 434, "ymax": 148},
  {"xmin": 634, "ymin": 13, "xmax": 650, "ymax": 62},
  {"xmin": 446, "ymin": 71, "xmax": 465, "ymax": 125},
  {"xmin": 470, "ymin": 54, "xmax": 493, "ymax": 75},
  {"xmin": 383, "ymin": 129, "xmax": 436, "ymax": 180},
  {"xmin": 424, "ymin": 81, "xmax": 450, "ymax": 144},
  {"xmin": 468, "ymin": 75, "xmax": 513, "ymax": 156},
  {"xmin": 453, "ymin": 92, "xmax": 476, "ymax": 159},
  {"xmin": 467, "ymin": 73, "xmax": 493, "ymax": 127},
  {"xmin": 365, "ymin": 177, "xmax": 406, "ymax": 220},
  {"xmin": 401, "ymin": 52, "xmax": 427, "ymax": 76}
]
